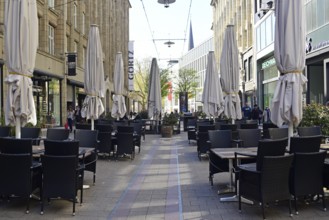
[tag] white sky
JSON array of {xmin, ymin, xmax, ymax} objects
[{"xmin": 129, "ymin": 0, "xmax": 213, "ymax": 68}]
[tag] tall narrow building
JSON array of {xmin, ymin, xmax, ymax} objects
[{"xmin": 188, "ymin": 20, "xmax": 194, "ymax": 51}]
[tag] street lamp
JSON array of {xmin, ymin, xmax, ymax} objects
[{"xmin": 158, "ymin": 0, "xmax": 176, "ymax": 8}]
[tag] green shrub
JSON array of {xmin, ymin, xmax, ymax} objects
[
  {"xmin": 299, "ymin": 103, "xmax": 329, "ymax": 135},
  {"xmin": 162, "ymin": 113, "xmax": 179, "ymax": 126}
]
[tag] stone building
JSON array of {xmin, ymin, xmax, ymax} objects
[
  {"xmin": 0, "ymin": 0, "xmax": 130, "ymax": 126},
  {"xmin": 210, "ymin": 0, "xmax": 255, "ymax": 106}
]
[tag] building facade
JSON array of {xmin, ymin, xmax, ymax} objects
[
  {"xmin": 179, "ymin": 37, "xmax": 214, "ymax": 112},
  {"xmin": 211, "ymin": 0, "xmax": 255, "ymax": 107},
  {"xmin": 0, "ymin": 0, "xmax": 130, "ymax": 127},
  {"xmin": 253, "ymin": 0, "xmax": 328, "ymax": 110}
]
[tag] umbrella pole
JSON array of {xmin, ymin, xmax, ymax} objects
[
  {"xmin": 91, "ymin": 118, "xmax": 94, "ymax": 130},
  {"xmin": 16, "ymin": 117, "xmax": 21, "ymax": 139},
  {"xmin": 288, "ymin": 123, "xmax": 293, "ymax": 146}
]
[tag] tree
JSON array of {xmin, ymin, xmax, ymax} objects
[
  {"xmin": 134, "ymin": 59, "xmax": 150, "ymax": 110},
  {"xmin": 174, "ymin": 68, "xmax": 199, "ymax": 99}
]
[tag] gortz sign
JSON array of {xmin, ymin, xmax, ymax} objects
[{"xmin": 128, "ymin": 41, "xmax": 134, "ymax": 91}]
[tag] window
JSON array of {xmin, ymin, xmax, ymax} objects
[
  {"xmin": 74, "ymin": 41, "xmax": 78, "ymax": 53},
  {"xmin": 48, "ymin": 0, "xmax": 54, "ymax": 8},
  {"xmin": 82, "ymin": 12, "xmax": 85, "ymax": 35},
  {"xmin": 48, "ymin": 25, "xmax": 54, "ymax": 55},
  {"xmin": 73, "ymin": 3, "xmax": 77, "ymax": 29},
  {"xmin": 82, "ymin": 47, "xmax": 86, "ymax": 67}
]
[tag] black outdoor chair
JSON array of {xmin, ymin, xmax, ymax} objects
[
  {"xmin": 238, "ymin": 154, "xmax": 294, "ymax": 219},
  {"xmin": 97, "ymin": 132, "xmax": 113, "ymax": 159},
  {"xmin": 0, "ymin": 153, "xmax": 41, "ymax": 214},
  {"xmin": 46, "ymin": 128, "xmax": 70, "ymax": 141},
  {"xmin": 21, "ymin": 127, "xmax": 41, "ymax": 145},
  {"xmin": 268, "ymin": 127, "xmax": 288, "ymax": 140},
  {"xmin": 187, "ymin": 118, "xmax": 197, "ymax": 144},
  {"xmin": 289, "ymin": 151, "xmax": 326, "ymax": 214},
  {"xmin": 239, "ymin": 123, "xmax": 258, "ymax": 129},
  {"xmin": 116, "ymin": 132, "xmax": 135, "ymax": 160},
  {"xmin": 0, "ymin": 126, "xmax": 11, "ymax": 137},
  {"xmin": 236, "ymin": 138, "xmax": 289, "ymax": 171},
  {"xmin": 220, "ymin": 124, "xmax": 238, "ymax": 139},
  {"xmin": 95, "ymin": 124, "xmax": 113, "ymax": 132},
  {"xmin": 289, "ymin": 135, "xmax": 322, "ymax": 153},
  {"xmin": 208, "ymin": 130, "xmax": 232, "ymax": 186},
  {"xmin": 43, "ymin": 139, "xmax": 84, "ymax": 203},
  {"xmin": 40, "ymin": 155, "xmax": 81, "ymax": 216},
  {"xmin": 0, "ymin": 137, "xmax": 33, "ymax": 154},
  {"xmin": 297, "ymin": 126, "xmax": 321, "ymax": 136},
  {"xmin": 131, "ymin": 122, "xmax": 143, "ymax": 153},
  {"xmin": 197, "ymin": 131, "xmax": 211, "ymax": 161},
  {"xmin": 117, "ymin": 125, "xmax": 134, "ymax": 133},
  {"xmin": 235, "ymin": 129, "xmax": 261, "ymax": 148},
  {"xmin": 262, "ymin": 122, "xmax": 278, "ymax": 139},
  {"xmin": 75, "ymin": 123, "xmax": 92, "ymax": 130},
  {"xmin": 75, "ymin": 129, "xmax": 99, "ymax": 185}
]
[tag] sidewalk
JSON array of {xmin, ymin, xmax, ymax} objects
[{"xmin": 1, "ymin": 132, "xmax": 329, "ymax": 219}]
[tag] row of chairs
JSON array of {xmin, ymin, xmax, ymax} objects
[
  {"xmin": 0, "ymin": 138, "xmax": 84, "ymax": 215},
  {"xmin": 235, "ymin": 139, "xmax": 327, "ymax": 219}
]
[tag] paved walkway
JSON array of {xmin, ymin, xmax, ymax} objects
[{"xmin": 1, "ymin": 132, "xmax": 329, "ymax": 219}]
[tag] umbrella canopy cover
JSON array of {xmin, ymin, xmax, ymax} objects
[
  {"xmin": 148, "ymin": 58, "xmax": 162, "ymax": 119},
  {"xmin": 202, "ymin": 51, "xmax": 224, "ymax": 117},
  {"xmin": 81, "ymin": 25, "xmax": 105, "ymax": 120},
  {"xmin": 220, "ymin": 25, "xmax": 242, "ymax": 120},
  {"xmin": 271, "ymin": 0, "xmax": 307, "ymax": 127},
  {"xmin": 4, "ymin": 0, "xmax": 38, "ymax": 127},
  {"xmin": 111, "ymin": 52, "xmax": 127, "ymax": 119}
]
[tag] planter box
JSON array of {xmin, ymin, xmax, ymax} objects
[{"xmin": 161, "ymin": 125, "xmax": 173, "ymax": 138}]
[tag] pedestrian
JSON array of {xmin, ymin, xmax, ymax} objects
[
  {"xmin": 263, "ymin": 106, "xmax": 271, "ymax": 123},
  {"xmin": 241, "ymin": 102, "xmax": 252, "ymax": 120},
  {"xmin": 67, "ymin": 106, "xmax": 75, "ymax": 132},
  {"xmin": 251, "ymin": 104, "xmax": 263, "ymax": 124},
  {"xmin": 75, "ymin": 105, "xmax": 81, "ymax": 123}
]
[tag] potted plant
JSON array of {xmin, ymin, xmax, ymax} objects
[
  {"xmin": 161, "ymin": 113, "xmax": 178, "ymax": 138},
  {"xmin": 299, "ymin": 103, "xmax": 329, "ymax": 135}
]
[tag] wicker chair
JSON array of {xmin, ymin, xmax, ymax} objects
[
  {"xmin": 116, "ymin": 132, "xmax": 135, "ymax": 160},
  {"xmin": 187, "ymin": 118, "xmax": 197, "ymax": 144},
  {"xmin": 0, "ymin": 126, "xmax": 11, "ymax": 137},
  {"xmin": 262, "ymin": 123, "xmax": 278, "ymax": 139},
  {"xmin": 196, "ymin": 131, "xmax": 211, "ymax": 161},
  {"xmin": 40, "ymin": 155, "xmax": 81, "ymax": 215},
  {"xmin": 21, "ymin": 127, "xmax": 41, "ymax": 145},
  {"xmin": 0, "ymin": 153, "xmax": 40, "ymax": 214},
  {"xmin": 208, "ymin": 130, "xmax": 232, "ymax": 186},
  {"xmin": 268, "ymin": 127, "xmax": 288, "ymax": 140},
  {"xmin": 289, "ymin": 135, "xmax": 322, "ymax": 153},
  {"xmin": 238, "ymin": 154, "xmax": 294, "ymax": 219},
  {"xmin": 235, "ymin": 129, "xmax": 261, "ymax": 148},
  {"xmin": 46, "ymin": 128, "xmax": 70, "ymax": 141},
  {"xmin": 289, "ymin": 151, "xmax": 326, "ymax": 214},
  {"xmin": 297, "ymin": 126, "xmax": 321, "ymax": 136},
  {"xmin": 74, "ymin": 129, "xmax": 99, "ymax": 185}
]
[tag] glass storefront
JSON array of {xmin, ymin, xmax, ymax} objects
[
  {"xmin": 48, "ymin": 79, "xmax": 60, "ymax": 126},
  {"xmin": 263, "ymin": 81, "xmax": 277, "ymax": 109},
  {"xmin": 33, "ymin": 76, "xmax": 61, "ymax": 127}
]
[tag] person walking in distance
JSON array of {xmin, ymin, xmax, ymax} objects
[{"xmin": 67, "ymin": 106, "xmax": 75, "ymax": 132}]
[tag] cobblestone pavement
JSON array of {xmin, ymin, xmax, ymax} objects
[{"xmin": 0, "ymin": 132, "xmax": 329, "ymax": 219}]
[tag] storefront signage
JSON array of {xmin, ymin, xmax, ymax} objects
[
  {"xmin": 67, "ymin": 53, "xmax": 77, "ymax": 76},
  {"xmin": 261, "ymin": 57, "xmax": 275, "ymax": 69},
  {"xmin": 128, "ymin": 41, "xmax": 134, "ymax": 91}
]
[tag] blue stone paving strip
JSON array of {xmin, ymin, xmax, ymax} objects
[
  {"xmin": 107, "ymin": 139, "xmax": 159, "ymax": 219},
  {"xmin": 165, "ymin": 140, "xmax": 183, "ymax": 220}
]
